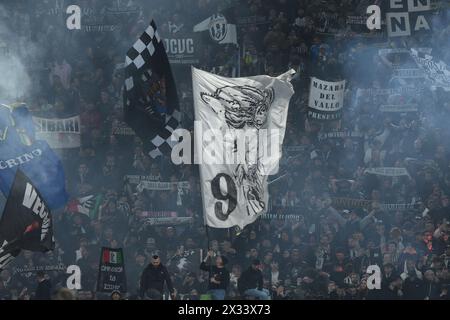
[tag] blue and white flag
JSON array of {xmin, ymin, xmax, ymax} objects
[{"xmin": 0, "ymin": 103, "xmax": 68, "ymax": 210}]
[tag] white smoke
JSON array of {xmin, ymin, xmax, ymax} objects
[
  {"xmin": 0, "ymin": 54, "xmax": 31, "ymax": 103},
  {"xmin": 0, "ymin": 6, "xmax": 34, "ymax": 103}
]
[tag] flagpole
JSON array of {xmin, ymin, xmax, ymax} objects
[
  {"xmin": 192, "ymin": 65, "xmax": 214, "ymax": 284},
  {"xmin": 268, "ymin": 173, "xmax": 288, "ymax": 185},
  {"xmin": 205, "ymin": 223, "xmax": 211, "ymax": 252},
  {"xmin": 237, "ymin": 43, "xmax": 241, "ymax": 77},
  {"xmin": 204, "ymin": 222, "xmax": 214, "ymax": 299},
  {"xmin": 267, "ymin": 151, "xmax": 304, "ymax": 185}
]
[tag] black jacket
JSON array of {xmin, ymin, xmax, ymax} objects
[
  {"xmin": 200, "ymin": 262, "xmax": 230, "ymax": 290},
  {"xmin": 238, "ymin": 267, "xmax": 264, "ymax": 293},
  {"xmin": 402, "ymin": 277, "xmax": 425, "ymax": 300},
  {"xmin": 381, "ymin": 272, "xmax": 399, "ymax": 294},
  {"xmin": 140, "ymin": 264, "xmax": 174, "ymax": 298},
  {"xmin": 423, "ymin": 280, "xmax": 441, "ymax": 300},
  {"xmin": 34, "ymin": 279, "xmax": 52, "ymax": 300}
]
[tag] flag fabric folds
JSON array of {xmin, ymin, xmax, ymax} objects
[
  {"xmin": 193, "ymin": 13, "xmax": 237, "ymax": 45},
  {"xmin": 123, "ymin": 20, "xmax": 181, "ymax": 159},
  {"xmin": 97, "ymin": 247, "xmax": 127, "ymax": 293},
  {"xmin": 0, "ymin": 103, "xmax": 68, "ymax": 210},
  {"xmin": 0, "ymin": 169, "xmax": 55, "ymax": 270},
  {"xmin": 102, "ymin": 248, "xmax": 123, "ymax": 264},
  {"xmin": 410, "ymin": 48, "xmax": 450, "ymax": 91},
  {"xmin": 192, "ymin": 67, "xmax": 295, "ymax": 229},
  {"xmin": 67, "ymin": 194, "xmax": 102, "ymax": 220}
]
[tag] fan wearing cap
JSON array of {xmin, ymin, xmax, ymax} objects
[
  {"xmin": 238, "ymin": 259, "xmax": 271, "ymax": 300},
  {"xmin": 139, "ymin": 254, "xmax": 176, "ymax": 300},
  {"xmin": 199, "ymin": 250, "xmax": 230, "ymax": 300}
]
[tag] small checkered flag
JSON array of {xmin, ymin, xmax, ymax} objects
[
  {"xmin": 124, "ymin": 20, "xmax": 181, "ymax": 158},
  {"xmin": 0, "ymin": 240, "xmax": 20, "ymax": 271}
]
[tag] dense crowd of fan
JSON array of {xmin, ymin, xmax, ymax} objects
[{"xmin": 0, "ymin": 0, "xmax": 449, "ymax": 300}]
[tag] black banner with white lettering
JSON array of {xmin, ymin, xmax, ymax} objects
[
  {"xmin": 12, "ymin": 263, "xmax": 66, "ymax": 276},
  {"xmin": 162, "ymin": 32, "xmax": 201, "ymax": 65},
  {"xmin": 111, "ymin": 120, "xmax": 136, "ymax": 136},
  {"xmin": 346, "ymin": 14, "xmax": 386, "ymax": 34},
  {"xmin": 0, "ymin": 169, "xmax": 54, "ymax": 270},
  {"xmin": 384, "ymin": 0, "xmax": 435, "ymax": 37},
  {"xmin": 318, "ymin": 131, "xmax": 364, "ymax": 141},
  {"xmin": 97, "ymin": 247, "xmax": 127, "ymax": 293}
]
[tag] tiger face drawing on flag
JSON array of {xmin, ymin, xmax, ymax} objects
[{"xmin": 200, "ymin": 85, "xmax": 274, "ymax": 216}]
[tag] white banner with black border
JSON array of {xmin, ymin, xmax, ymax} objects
[{"xmin": 33, "ymin": 115, "xmax": 81, "ymax": 149}]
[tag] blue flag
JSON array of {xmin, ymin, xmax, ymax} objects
[{"xmin": 0, "ymin": 103, "xmax": 68, "ymax": 210}]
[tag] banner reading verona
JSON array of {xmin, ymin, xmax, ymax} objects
[
  {"xmin": 192, "ymin": 67, "xmax": 295, "ymax": 229},
  {"xmin": 0, "ymin": 170, "xmax": 55, "ymax": 270},
  {"xmin": 33, "ymin": 116, "xmax": 81, "ymax": 149},
  {"xmin": 308, "ymin": 78, "xmax": 345, "ymax": 121},
  {"xmin": 97, "ymin": 247, "xmax": 127, "ymax": 294}
]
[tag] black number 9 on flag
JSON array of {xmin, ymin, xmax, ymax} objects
[{"xmin": 211, "ymin": 173, "xmax": 237, "ymax": 220}]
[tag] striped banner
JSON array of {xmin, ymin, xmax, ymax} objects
[{"xmin": 332, "ymin": 197, "xmax": 416, "ymax": 211}]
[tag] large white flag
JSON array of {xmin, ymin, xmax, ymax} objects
[{"xmin": 192, "ymin": 67, "xmax": 295, "ymax": 229}]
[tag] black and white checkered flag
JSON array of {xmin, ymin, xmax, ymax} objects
[
  {"xmin": 124, "ymin": 20, "xmax": 181, "ymax": 158},
  {"xmin": 0, "ymin": 240, "xmax": 20, "ymax": 271}
]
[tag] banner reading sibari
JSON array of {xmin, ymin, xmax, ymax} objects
[{"xmin": 33, "ymin": 116, "xmax": 81, "ymax": 149}]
